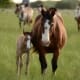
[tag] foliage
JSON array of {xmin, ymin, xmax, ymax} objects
[
  {"xmin": 55, "ymin": 1, "xmax": 78, "ymax": 9},
  {"xmin": 0, "ymin": 0, "xmax": 13, "ymax": 8}
]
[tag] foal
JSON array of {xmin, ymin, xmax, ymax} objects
[{"xmin": 16, "ymin": 32, "xmax": 31, "ymax": 77}]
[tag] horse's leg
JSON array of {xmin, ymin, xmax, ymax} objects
[
  {"xmin": 16, "ymin": 55, "xmax": 23, "ymax": 78},
  {"xmin": 77, "ymin": 22, "xmax": 79, "ymax": 31},
  {"xmin": 25, "ymin": 50, "xmax": 30, "ymax": 75},
  {"xmin": 16, "ymin": 55, "xmax": 23, "ymax": 80},
  {"xmin": 79, "ymin": 23, "xmax": 80, "ymax": 31},
  {"xmin": 19, "ymin": 55, "xmax": 23, "ymax": 74},
  {"xmin": 19, "ymin": 20, "xmax": 21, "ymax": 28},
  {"xmin": 39, "ymin": 53, "xmax": 47, "ymax": 74},
  {"xmin": 16, "ymin": 55, "xmax": 20, "ymax": 80},
  {"xmin": 23, "ymin": 20, "xmax": 26, "ymax": 26},
  {"xmin": 77, "ymin": 20, "xmax": 80, "ymax": 31},
  {"xmin": 51, "ymin": 49, "xmax": 59, "ymax": 74},
  {"xmin": 16, "ymin": 55, "xmax": 19, "ymax": 73}
]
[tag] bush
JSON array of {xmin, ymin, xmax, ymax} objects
[
  {"xmin": 55, "ymin": 1, "xmax": 78, "ymax": 9},
  {"xmin": 30, "ymin": 1, "xmax": 43, "ymax": 8},
  {"xmin": 0, "ymin": 0, "xmax": 11, "ymax": 8},
  {"xmin": 30, "ymin": 1, "xmax": 56, "ymax": 8}
]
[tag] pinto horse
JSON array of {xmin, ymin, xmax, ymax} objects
[
  {"xmin": 31, "ymin": 8, "xmax": 67, "ymax": 74},
  {"xmin": 16, "ymin": 32, "xmax": 31, "ymax": 78},
  {"xmin": 75, "ymin": 17, "xmax": 80, "ymax": 31},
  {"xmin": 15, "ymin": 4, "xmax": 33, "ymax": 28}
]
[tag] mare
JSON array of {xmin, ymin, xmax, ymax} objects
[
  {"xmin": 16, "ymin": 32, "xmax": 31, "ymax": 78},
  {"xmin": 15, "ymin": 4, "xmax": 33, "ymax": 28},
  {"xmin": 31, "ymin": 8, "xmax": 67, "ymax": 74}
]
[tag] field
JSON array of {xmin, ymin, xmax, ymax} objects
[{"xmin": 0, "ymin": 9, "xmax": 80, "ymax": 80}]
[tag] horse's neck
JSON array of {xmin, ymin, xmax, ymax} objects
[
  {"xmin": 55, "ymin": 12, "xmax": 64, "ymax": 24},
  {"xmin": 32, "ymin": 16, "xmax": 42, "ymax": 38}
]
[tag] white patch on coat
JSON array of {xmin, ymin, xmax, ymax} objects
[
  {"xmin": 26, "ymin": 35, "xmax": 31, "ymax": 49},
  {"xmin": 41, "ymin": 20, "xmax": 50, "ymax": 46}
]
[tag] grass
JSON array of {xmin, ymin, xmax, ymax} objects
[{"xmin": 0, "ymin": 9, "xmax": 80, "ymax": 80}]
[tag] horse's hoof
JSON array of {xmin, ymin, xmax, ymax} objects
[
  {"xmin": 41, "ymin": 69, "xmax": 47, "ymax": 75},
  {"xmin": 53, "ymin": 71, "xmax": 56, "ymax": 76}
]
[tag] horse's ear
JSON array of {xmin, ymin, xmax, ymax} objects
[
  {"xmin": 49, "ymin": 7, "xmax": 57, "ymax": 17},
  {"xmin": 41, "ymin": 9, "xmax": 46, "ymax": 17}
]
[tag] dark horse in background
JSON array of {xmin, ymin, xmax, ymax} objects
[
  {"xmin": 75, "ymin": 17, "xmax": 80, "ymax": 31},
  {"xmin": 31, "ymin": 8, "xmax": 67, "ymax": 74},
  {"xmin": 15, "ymin": 3, "xmax": 33, "ymax": 28}
]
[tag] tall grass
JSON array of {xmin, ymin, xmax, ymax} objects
[{"xmin": 0, "ymin": 9, "xmax": 80, "ymax": 80}]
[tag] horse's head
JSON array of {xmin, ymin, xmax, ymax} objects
[
  {"xmin": 15, "ymin": 4, "xmax": 20, "ymax": 15},
  {"xmin": 15, "ymin": 4, "xmax": 24, "ymax": 16},
  {"xmin": 41, "ymin": 7, "xmax": 57, "ymax": 46}
]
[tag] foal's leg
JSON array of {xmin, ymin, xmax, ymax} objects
[
  {"xmin": 19, "ymin": 55, "xmax": 23, "ymax": 75},
  {"xmin": 16, "ymin": 55, "xmax": 20, "ymax": 80},
  {"xmin": 51, "ymin": 49, "xmax": 59, "ymax": 74},
  {"xmin": 25, "ymin": 50, "xmax": 30, "ymax": 75},
  {"xmin": 39, "ymin": 53, "xmax": 47, "ymax": 74},
  {"xmin": 16, "ymin": 55, "xmax": 19, "ymax": 73},
  {"xmin": 16, "ymin": 55, "xmax": 23, "ymax": 77}
]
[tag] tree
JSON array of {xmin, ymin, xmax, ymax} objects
[
  {"xmin": 0, "ymin": 0, "xmax": 11, "ymax": 8},
  {"xmin": 0, "ymin": 0, "xmax": 10, "ymax": 4}
]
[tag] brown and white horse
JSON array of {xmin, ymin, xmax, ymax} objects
[
  {"xmin": 31, "ymin": 8, "xmax": 67, "ymax": 74},
  {"xmin": 16, "ymin": 32, "xmax": 31, "ymax": 78},
  {"xmin": 15, "ymin": 4, "xmax": 33, "ymax": 28}
]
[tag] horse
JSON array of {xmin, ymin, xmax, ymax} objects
[
  {"xmin": 16, "ymin": 32, "xmax": 31, "ymax": 78},
  {"xmin": 31, "ymin": 7, "xmax": 67, "ymax": 74},
  {"xmin": 75, "ymin": 17, "xmax": 80, "ymax": 31},
  {"xmin": 15, "ymin": 4, "xmax": 33, "ymax": 28}
]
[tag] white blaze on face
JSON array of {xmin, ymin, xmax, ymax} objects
[
  {"xmin": 42, "ymin": 20, "xmax": 50, "ymax": 46},
  {"xmin": 12, "ymin": 0, "xmax": 22, "ymax": 4},
  {"xmin": 26, "ymin": 35, "xmax": 31, "ymax": 49}
]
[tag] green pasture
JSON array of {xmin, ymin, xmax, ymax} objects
[{"xmin": 0, "ymin": 9, "xmax": 80, "ymax": 80}]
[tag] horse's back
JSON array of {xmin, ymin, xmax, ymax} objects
[
  {"xmin": 24, "ymin": 7, "xmax": 33, "ymax": 16},
  {"xmin": 17, "ymin": 34, "xmax": 25, "ymax": 51}
]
